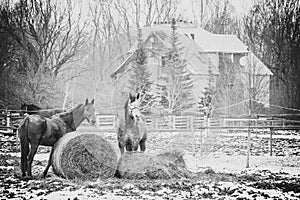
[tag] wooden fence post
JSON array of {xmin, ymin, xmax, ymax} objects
[
  {"xmin": 190, "ymin": 116, "xmax": 195, "ymax": 155},
  {"xmin": 200, "ymin": 129, "xmax": 203, "ymax": 156},
  {"xmin": 170, "ymin": 115, "xmax": 174, "ymax": 134},
  {"xmin": 204, "ymin": 116, "xmax": 208, "ymax": 138},
  {"xmin": 6, "ymin": 111, "xmax": 10, "ymax": 128}
]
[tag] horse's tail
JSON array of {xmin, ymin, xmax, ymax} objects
[{"xmin": 18, "ymin": 116, "xmax": 30, "ymax": 176}]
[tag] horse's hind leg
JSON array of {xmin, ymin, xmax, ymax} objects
[
  {"xmin": 43, "ymin": 148, "xmax": 54, "ymax": 178},
  {"xmin": 27, "ymin": 143, "xmax": 39, "ymax": 177},
  {"xmin": 20, "ymin": 140, "xmax": 29, "ymax": 177},
  {"xmin": 19, "ymin": 118, "xmax": 30, "ymax": 177}
]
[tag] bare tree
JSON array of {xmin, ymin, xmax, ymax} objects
[
  {"xmin": 88, "ymin": 0, "xmax": 130, "ymax": 108},
  {"xmin": 114, "ymin": 0, "xmax": 180, "ymax": 28},
  {"xmin": 214, "ymin": 55, "xmax": 246, "ymax": 116},
  {"xmin": 0, "ymin": 0, "xmax": 89, "ymax": 107},
  {"xmin": 4, "ymin": 0, "xmax": 88, "ymax": 76},
  {"xmin": 244, "ymin": 0, "xmax": 300, "ymax": 113},
  {"xmin": 244, "ymin": 54, "xmax": 271, "ymax": 111}
]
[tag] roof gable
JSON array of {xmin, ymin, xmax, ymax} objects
[{"xmin": 111, "ymin": 27, "xmax": 220, "ymax": 79}]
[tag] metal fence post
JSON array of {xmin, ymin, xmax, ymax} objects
[{"xmin": 270, "ymin": 128, "xmax": 273, "ymax": 156}]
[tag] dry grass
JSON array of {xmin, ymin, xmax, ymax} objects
[
  {"xmin": 51, "ymin": 132, "xmax": 117, "ymax": 181},
  {"xmin": 115, "ymin": 149, "xmax": 192, "ymax": 179}
]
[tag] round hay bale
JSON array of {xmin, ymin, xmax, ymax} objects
[
  {"xmin": 51, "ymin": 132, "xmax": 117, "ymax": 180},
  {"xmin": 115, "ymin": 149, "xmax": 192, "ymax": 179}
]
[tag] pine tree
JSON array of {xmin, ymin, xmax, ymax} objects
[
  {"xmin": 157, "ymin": 19, "xmax": 194, "ymax": 114},
  {"xmin": 128, "ymin": 27, "xmax": 154, "ymax": 114},
  {"xmin": 198, "ymin": 59, "xmax": 215, "ymax": 117}
]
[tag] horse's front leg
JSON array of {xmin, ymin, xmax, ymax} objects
[
  {"xmin": 118, "ymin": 142, "xmax": 125, "ymax": 155},
  {"xmin": 125, "ymin": 141, "xmax": 133, "ymax": 152},
  {"xmin": 43, "ymin": 148, "xmax": 54, "ymax": 178},
  {"xmin": 27, "ymin": 143, "xmax": 39, "ymax": 177},
  {"xmin": 139, "ymin": 138, "xmax": 146, "ymax": 152}
]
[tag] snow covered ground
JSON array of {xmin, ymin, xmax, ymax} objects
[{"xmin": 0, "ymin": 129, "xmax": 299, "ymax": 199}]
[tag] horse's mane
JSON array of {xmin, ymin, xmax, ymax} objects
[
  {"xmin": 68, "ymin": 103, "xmax": 83, "ymax": 113},
  {"xmin": 56, "ymin": 104, "xmax": 82, "ymax": 116},
  {"xmin": 55, "ymin": 104, "xmax": 83, "ymax": 131}
]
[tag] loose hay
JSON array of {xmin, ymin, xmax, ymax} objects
[
  {"xmin": 115, "ymin": 149, "xmax": 192, "ymax": 179},
  {"xmin": 51, "ymin": 132, "xmax": 117, "ymax": 180}
]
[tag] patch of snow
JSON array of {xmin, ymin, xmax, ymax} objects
[
  {"xmin": 0, "ymin": 166, "xmax": 14, "ymax": 170},
  {"xmin": 189, "ymin": 153, "xmax": 300, "ymax": 176}
]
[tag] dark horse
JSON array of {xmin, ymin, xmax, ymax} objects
[
  {"xmin": 21, "ymin": 103, "xmax": 65, "ymax": 117},
  {"xmin": 18, "ymin": 99, "xmax": 96, "ymax": 178},
  {"xmin": 21, "ymin": 103, "xmax": 41, "ymax": 114},
  {"xmin": 117, "ymin": 93, "xmax": 147, "ymax": 154}
]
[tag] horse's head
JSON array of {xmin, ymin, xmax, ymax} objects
[
  {"xmin": 83, "ymin": 99, "xmax": 96, "ymax": 125},
  {"xmin": 21, "ymin": 103, "xmax": 26, "ymax": 111},
  {"xmin": 21, "ymin": 103, "xmax": 41, "ymax": 112},
  {"xmin": 127, "ymin": 93, "xmax": 142, "ymax": 122}
]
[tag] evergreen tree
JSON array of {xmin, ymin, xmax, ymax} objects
[
  {"xmin": 157, "ymin": 19, "xmax": 194, "ymax": 114},
  {"xmin": 128, "ymin": 27, "xmax": 154, "ymax": 114},
  {"xmin": 198, "ymin": 59, "xmax": 215, "ymax": 117}
]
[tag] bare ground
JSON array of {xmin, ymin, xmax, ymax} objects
[{"xmin": 0, "ymin": 127, "xmax": 300, "ymax": 199}]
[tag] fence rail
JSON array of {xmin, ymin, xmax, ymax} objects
[
  {"xmin": 1, "ymin": 111, "xmax": 300, "ymax": 166},
  {"xmin": 92, "ymin": 114, "xmax": 300, "ymax": 132},
  {"xmin": 1, "ymin": 111, "xmax": 300, "ymax": 134}
]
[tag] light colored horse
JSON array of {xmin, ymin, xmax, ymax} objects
[{"xmin": 117, "ymin": 93, "xmax": 147, "ymax": 154}]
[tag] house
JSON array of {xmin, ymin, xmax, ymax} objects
[{"xmin": 109, "ymin": 21, "xmax": 272, "ymax": 116}]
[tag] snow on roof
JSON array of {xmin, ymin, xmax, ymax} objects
[
  {"xmin": 111, "ymin": 24, "xmax": 271, "ymax": 79},
  {"xmin": 177, "ymin": 26, "xmax": 249, "ymax": 53},
  {"xmin": 240, "ymin": 53, "xmax": 273, "ymax": 75}
]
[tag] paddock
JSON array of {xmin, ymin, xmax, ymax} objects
[{"xmin": 0, "ymin": 109, "xmax": 300, "ymax": 199}]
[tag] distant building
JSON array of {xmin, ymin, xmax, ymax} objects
[{"xmin": 109, "ymin": 22, "xmax": 272, "ymax": 116}]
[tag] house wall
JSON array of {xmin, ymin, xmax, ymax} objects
[
  {"xmin": 269, "ymin": 75, "xmax": 286, "ymax": 114},
  {"xmin": 212, "ymin": 53, "xmax": 249, "ymax": 116},
  {"xmin": 104, "ymin": 25, "xmax": 271, "ymax": 116},
  {"xmin": 107, "ymin": 51, "xmax": 270, "ymax": 116}
]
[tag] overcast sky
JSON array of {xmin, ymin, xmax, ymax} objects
[
  {"xmin": 177, "ymin": 0, "xmax": 255, "ymax": 19},
  {"xmin": 70, "ymin": 0, "xmax": 255, "ymax": 28}
]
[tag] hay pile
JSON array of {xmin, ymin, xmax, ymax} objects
[
  {"xmin": 115, "ymin": 149, "xmax": 192, "ymax": 179},
  {"xmin": 51, "ymin": 132, "xmax": 117, "ymax": 180}
]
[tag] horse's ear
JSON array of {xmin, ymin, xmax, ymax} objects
[
  {"xmin": 85, "ymin": 98, "xmax": 89, "ymax": 105},
  {"xmin": 91, "ymin": 99, "xmax": 94, "ymax": 104}
]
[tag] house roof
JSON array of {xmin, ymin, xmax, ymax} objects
[
  {"xmin": 111, "ymin": 26, "xmax": 220, "ymax": 79},
  {"xmin": 176, "ymin": 26, "xmax": 249, "ymax": 53},
  {"xmin": 240, "ymin": 53, "xmax": 273, "ymax": 75},
  {"xmin": 111, "ymin": 23, "xmax": 271, "ymax": 79}
]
